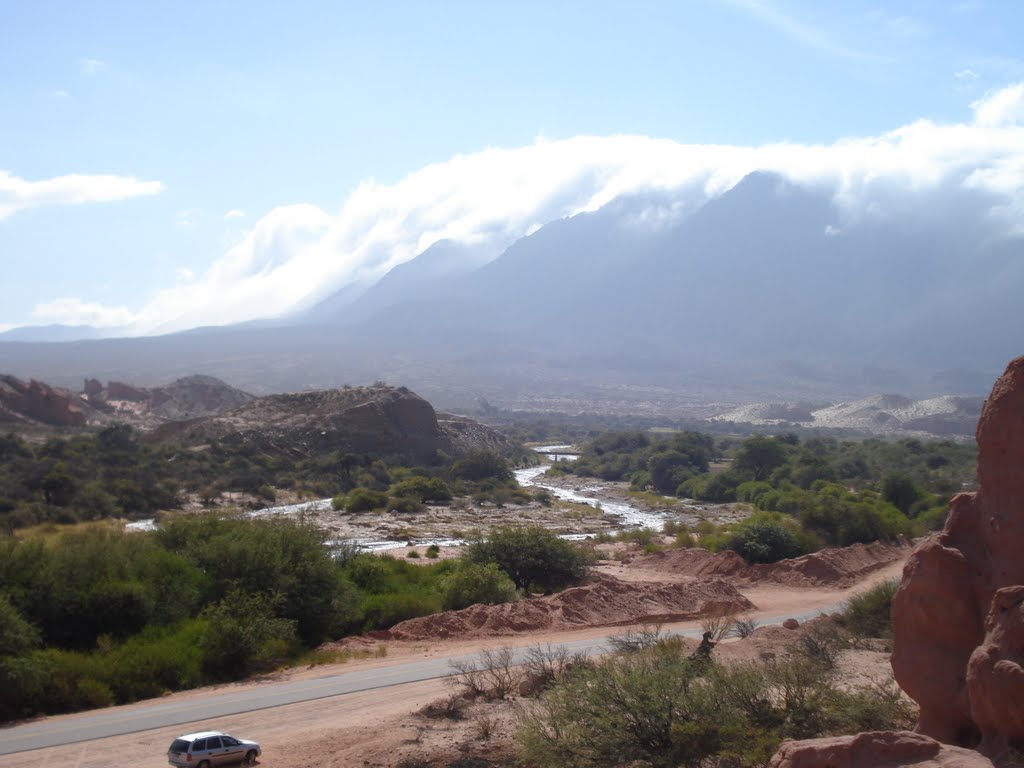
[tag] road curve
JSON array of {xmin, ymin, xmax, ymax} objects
[{"xmin": 0, "ymin": 605, "xmax": 836, "ymax": 756}]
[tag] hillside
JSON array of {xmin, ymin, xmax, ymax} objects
[
  {"xmin": 0, "ymin": 373, "xmax": 254, "ymax": 430},
  {"xmin": 711, "ymin": 392, "xmax": 984, "ymax": 439},
  {"xmin": 147, "ymin": 383, "xmax": 523, "ymax": 464}
]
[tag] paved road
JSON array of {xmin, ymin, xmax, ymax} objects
[{"xmin": 0, "ymin": 607, "xmax": 831, "ymax": 756}]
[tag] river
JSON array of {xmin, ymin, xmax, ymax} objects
[{"xmin": 128, "ymin": 445, "xmax": 683, "ymax": 547}]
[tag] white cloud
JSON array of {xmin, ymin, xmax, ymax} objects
[
  {"xmin": 38, "ymin": 82, "xmax": 1024, "ymax": 337},
  {"xmin": 31, "ymin": 298, "xmax": 136, "ymax": 328},
  {"xmin": 224, "ymin": 209, "xmax": 246, "ymax": 219},
  {"xmin": 0, "ymin": 171, "xmax": 163, "ymax": 220},
  {"xmin": 972, "ymin": 83, "xmax": 1024, "ymax": 127},
  {"xmin": 79, "ymin": 57, "xmax": 105, "ymax": 76}
]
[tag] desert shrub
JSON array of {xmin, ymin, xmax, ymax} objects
[
  {"xmin": 449, "ymin": 646, "xmax": 521, "ymax": 700},
  {"xmin": 32, "ymin": 649, "xmax": 114, "ymax": 714},
  {"xmin": 0, "ymin": 592, "xmax": 40, "ymax": 656},
  {"xmin": 425, "ymin": 543, "xmax": 441, "ymax": 559},
  {"xmin": 418, "ymin": 693, "xmax": 468, "ymax": 720},
  {"xmin": 442, "ymin": 561, "xmax": 518, "ymax": 611},
  {"xmin": 466, "ymin": 526, "xmax": 590, "ymax": 593},
  {"xmin": 358, "ymin": 590, "xmax": 443, "ymax": 631},
  {"xmin": 731, "ymin": 614, "xmax": 759, "ymax": 639},
  {"xmin": 341, "ymin": 487, "xmax": 389, "ymax": 513},
  {"xmin": 700, "ymin": 610, "xmax": 737, "ymax": 642},
  {"xmin": 795, "ymin": 621, "xmax": 848, "ymax": 669},
  {"xmin": 200, "ymin": 590, "xmax": 299, "ymax": 678},
  {"xmin": 406, "ymin": 549, "xmax": 420, "ymax": 558},
  {"xmin": 520, "ymin": 644, "xmax": 590, "ymax": 696},
  {"xmin": 390, "ymin": 476, "xmax": 453, "ymax": 503},
  {"xmin": 725, "ymin": 514, "xmax": 806, "ymax": 564},
  {"xmin": 607, "ymin": 623, "xmax": 666, "ymax": 653},
  {"xmin": 388, "ymin": 496, "xmax": 426, "ymax": 514},
  {"xmin": 837, "ymin": 579, "xmax": 899, "ymax": 639},
  {"xmin": 516, "ymin": 643, "xmax": 913, "ymax": 768},
  {"xmin": 103, "ymin": 619, "xmax": 206, "ymax": 701}
]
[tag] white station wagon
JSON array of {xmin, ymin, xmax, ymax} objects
[{"xmin": 167, "ymin": 731, "xmax": 260, "ymax": 767}]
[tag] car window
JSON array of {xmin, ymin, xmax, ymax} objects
[
  {"xmin": 170, "ymin": 739, "xmax": 190, "ymax": 753},
  {"xmin": 206, "ymin": 737, "xmax": 223, "ymax": 749},
  {"xmin": 221, "ymin": 736, "xmax": 240, "ymax": 746},
  {"xmin": 192, "ymin": 739, "xmax": 207, "ymax": 752}
]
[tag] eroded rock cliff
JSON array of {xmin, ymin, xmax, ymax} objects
[{"xmin": 891, "ymin": 355, "xmax": 1024, "ymax": 753}]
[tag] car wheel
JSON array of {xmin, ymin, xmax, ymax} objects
[
  {"xmin": 197, "ymin": 761, "xmax": 211, "ymax": 768},
  {"xmin": 242, "ymin": 750, "xmax": 258, "ymax": 766}
]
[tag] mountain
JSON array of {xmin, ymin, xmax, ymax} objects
[
  {"xmin": 0, "ymin": 171, "xmax": 1018, "ymax": 412},
  {"xmin": 710, "ymin": 392, "xmax": 984, "ymax": 438},
  {"xmin": 0, "ymin": 324, "xmax": 111, "ymax": 342}
]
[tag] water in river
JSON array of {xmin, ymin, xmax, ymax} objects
[{"xmin": 514, "ymin": 464, "xmax": 676, "ymax": 532}]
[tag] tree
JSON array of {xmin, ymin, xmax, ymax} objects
[
  {"xmin": 882, "ymin": 472, "xmax": 922, "ymax": 516},
  {"xmin": 466, "ymin": 526, "xmax": 589, "ymax": 592},
  {"xmin": 451, "ymin": 451, "xmax": 512, "ymax": 483},
  {"xmin": 733, "ymin": 435, "xmax": 789, "ymax": 482}
]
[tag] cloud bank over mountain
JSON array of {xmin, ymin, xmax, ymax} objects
[{"xmin": 27, "ymin": 82, "xmax": 1024, "ymax": 336}]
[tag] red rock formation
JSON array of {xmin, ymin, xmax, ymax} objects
[
  {"xmin": 890, "ymin": 356, "xmax": 1024, "ymax": 751},
  {"xmin": 83, "ymin": 378, "xmax": 103, "ymax": 398},
  {"xmin": 967, "ymin": 585, "xmax": 1024, "ymax": 758},
  {"xmin": 768, "ymin": 731, "xmax": 994, "ymax": 768},
  {"xmin": 104, "ymin": 381, "xmax": 150, "ymax": 401},
  {"xmin": 0, "ymin": 375, "xmax": 88, "ymax": 426}
]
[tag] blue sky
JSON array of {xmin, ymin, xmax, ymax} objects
[{"xmin": 2, "ymin": 0, "xmax": 1023, "ymax": 334}]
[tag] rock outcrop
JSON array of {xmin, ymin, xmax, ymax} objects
[
  {"xmin": 890, "ymin": 356, "xmax": 1024, "ymax": 753},
  {"xmin": 148, "ymin": 383, "xmax": 522, "ymax": 465},
  {"xmin": 0, "ymin": 374, "xmax": 90, "ymax": 426},
  {"xmin": 84, "ymin": 375, "xmax": 254, "ymax": 420},
  {"xmin": 768, "ymin": 731, "xmax": 994, "ymax": 768},
  {"xmin": 967, "ymin": 585, "xmax": 1024, "ymax": 757}
]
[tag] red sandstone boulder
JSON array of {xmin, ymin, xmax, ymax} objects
[
  {"xmin": 967, "ymin": 585, "xmax": 1024, "ymax": 758},
  {"xmin": 768, "ymin": 731, "xmax": 994, "ymax": 768},
  {"xmin": 891, "ymin": 356, "xmax": 1024, "ymax": 750}
]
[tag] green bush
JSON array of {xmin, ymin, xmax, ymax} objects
[
  {"xmin": 838, "ymin": 579, "xmax": 899, "ymax": 639},
  {"xmin": 388, "ymin": 496, "xmax": 425, "ymax": 515},
  {"xmin": 341, "ymin": 488, "xmax": 389, "ymax": 513},
  {"xmin": 726, "ymin": 518, "xmax": 805, "ymax": 564},
  {"xmin": 200, "ymin": 590, "xmax": 299, "ymax": 679},
  {"xmin": 442, "ymin": 562, "xmax": 518, "ymax": 610},
  {"xmin": 389, "ymin": 476, "xmax": 453, "ymax": 503},
  {"xmin": 467, "ymin": 526, "xmax": 590, "ymax": 593},
  {"xmin": 358, "ymin": 590, "xmax": 443, "ymax": 631}
]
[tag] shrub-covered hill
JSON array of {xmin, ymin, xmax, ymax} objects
[{"xmin": 147, "ymin": 383, "xmax": 524, "ymax": 465}]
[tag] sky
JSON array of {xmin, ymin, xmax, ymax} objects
[{"xmin": 1, "ymin": 0, "xmax": 1023, "ymax": 335}]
